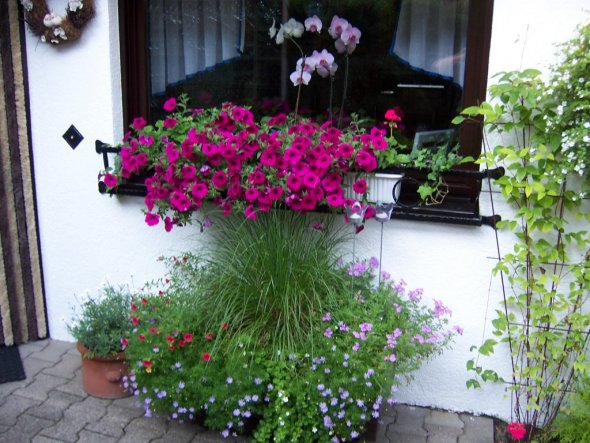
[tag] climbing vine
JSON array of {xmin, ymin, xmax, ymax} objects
[{"xmin": 454, "ymin": 23, "xmax": 590, "ymax": 441}]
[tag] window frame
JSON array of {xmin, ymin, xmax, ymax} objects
[{"xmin": 117, "ymin": 0, "xmax": 496, "ymax": 226}]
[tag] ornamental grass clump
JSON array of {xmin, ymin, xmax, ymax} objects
[
  {"xmin": 123, "ymin": 245, "xmax": 460, "ymax": 441},
  {"xmin": 194, "ymin": 210, "xmax": 351, "ymax": 356}
]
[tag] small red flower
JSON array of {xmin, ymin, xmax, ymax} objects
[
  {"xmin": 169, "ymin": 345, "xmax": 175, "ymax": 352},
  {"xmin": 206, "ymin": 333, "xmax": 214, "ymax": 341},
  {"xmin": 138, "ymin": 334, "xmax": 145, "ymax": 341},
  {"xmin": 222, "ymin": 323, "xmax": 229, "ymax": 331},
  {"xmin": 507, "ymin": 422, "xmax": 526, "ymax": 441},
  {"xmin": 202, "ymin": 352, "xmax": 211, "ymax": 362},
  {"xmin": 183, "ymin": 333, "xmax": 193, "ymax": 343},
  {"xmin": 158, "ymin": 290, "xmax": 164, "ymax": 296},
  {"xmin": 143, "ymin": 360, "xmax": 152, "ymax": 368},
  {"xmin": 120, "ymin": 338, "xmax": 128, "ymax": 349},
  {"xmin": 149, "ymin": 326, "xmax": 157, "ymax": 335},
  {"xmin": 131, "ymin": 317, "xmax": 140, "ymax": 326},
  {"xmin": 384, "ymin": 108, "xmax": 401, "ymax": 122},
  {"xmin": 141, "ymin": 298, "xmax": 148, "ymax": 305},
  {"xmin": 131, "ymin": 305, "xmax": 138, "ymax": 312},
  {"xmin": 178, "ymin": 339, "xmax": 186, "ymax": 348},
  {"xmin": 166, "ymin": 335, "xmax": 175, "ymax": 344}
]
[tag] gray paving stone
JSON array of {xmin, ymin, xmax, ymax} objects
[
  {"xmin": 6, "ymin": 413, "xmax": 55, "ymax": 441},
  {"xmin": 394, "ymin": 405, "xmax": 431, "ymax": 427},
  {"xmin": 21, "ymin": 356, "xmax": 55, "ymax": 378},
  {"xmin": 38, "ymin": 418, "xmax": 86, "ymax": 443},
  {"xmin": 77, "ymin": 429, "xmax": 119, "ymax": 443},
  {"xmin": 28, "ymin": 390, "xmax": 84, "ymax": 422},
  {"xmin": 386, "ymin": 424, "xmax": 429, "ymax": 442},
  {"xmin": 105, "ymin": 403, "xmax": 145, "ymax": 421},
  {"xmin": 112, "ymin": 394, "xmax": 143, "ymax": 410},
  {"xmin": 119, "ymin": 417, "xmax": 168, "ymax": 442},
  {"xmin": 63, "ymin": 395, "xmax": 109, "ymax": 425},
  {"xmin": 31, "ymin": 436, "xmax": 64, "ymax": 443},
  {"xmin": 424, "ymin": 410, "xmax": 464, "ymax": 443},
  {"xmin": 0, "ymin": 378, "xmax": 32, "ymax": 406},
  {"xmin": 18, "ymin": 340, "xmax": 49, "ymax": 359},
  {"xmin": 84, "ymin": 413, "xmax": 128, "ymax": 438},
  {"xmin": 190, "ymin": 430, "xmax": 247, "ymax": 442},
  {"xmin": 459, "ymin": 414, "xmax": 494, "ymax": 443},
  {"xmin": 0, "ymin": 394, "xmax": 42, "ymax": 426},
  {"xmin": 54, "ymin": 370, "xmax": 87, "ymax": 398},
  {"xmin": 13, "ymin": 373, "xmax": 69, "ymax": 402},
  {"xmin": 152, "ymin": 422, "xmax": 201, "ymax": 443},
  {"xmin": 33, "ymin": 340, "xmax": 75, "ymax": 363},
  {"xmin": 42, "ymin": 353, "xmax": 81, "ymax": 379}
]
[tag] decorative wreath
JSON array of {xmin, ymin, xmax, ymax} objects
[{"xmin": 20, "ymin": 0, "xmax": 95, "ymax": 45}]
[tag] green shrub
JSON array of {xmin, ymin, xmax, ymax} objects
[
  {"xmin": 68, "ymin": 284, "xmax": 132, "ymax": 358},
  {"xmin": 549, "ymin": 376, "xmax": 590, "ymax": 443}
]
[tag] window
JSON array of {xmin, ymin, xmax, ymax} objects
[{"xmin": 118, "ymin": 0, "xmax": 494, "ymax": 225}]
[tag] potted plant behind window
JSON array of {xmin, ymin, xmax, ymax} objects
[{"xmin": 68, "ymin": 284, "xmax": 132, "ymax": 399}]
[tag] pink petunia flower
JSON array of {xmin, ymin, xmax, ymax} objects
[
  {"xmin": 103, "ymin": 173, "xmax": 118, "ymax": 188},
  {"xmin": 163, "ymin": 97, "xmax": 177, "ymax": 112},
  {"xmin": 132, "ymin": 117, "xmax": 147, "ymax": 131},
  {"xmin": 145, "ymin": 212, "xmax": 160, "ymax": 226},
  {"xmin": 352, "ymin": 179, "xmax": 367, "ymax": 194}
]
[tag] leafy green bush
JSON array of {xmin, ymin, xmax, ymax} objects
[
  {"xmin": 549, "ymin": 377, "xmax": 590, "ymax": 443},
  {"xmin": 68, "ymin": 284, "xmax": 132, "ymax": 358}
]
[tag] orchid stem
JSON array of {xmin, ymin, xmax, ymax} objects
[
  {"xmin": 329, "ymin": 76, "xmax": 334, "ymax": 123},
  {"xmin": 338, "ymin": 54, "xmax": 349, "ymax": 128}
]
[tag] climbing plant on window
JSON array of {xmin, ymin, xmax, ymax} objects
[{"xmin": 454, "ymin": 23, "xmax": 590, "ymax": 440}]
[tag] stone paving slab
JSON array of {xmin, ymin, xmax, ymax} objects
[{"xmin": 0, "ymin": 339, "xmax": 496, "ymax": 442}]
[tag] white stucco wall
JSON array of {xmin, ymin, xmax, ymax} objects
[{"xmin": 23, "ymin": 0, "xmax": 588, "ymax": 421}]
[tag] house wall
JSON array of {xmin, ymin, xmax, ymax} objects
[{"xmin": 23, "ymin": 0, "xmax": 588, "ymax": 420}]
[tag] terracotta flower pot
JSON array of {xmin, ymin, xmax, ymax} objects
[{"xmin": 76, "ymin": 342, "xmax": 131, "ymax": 399}]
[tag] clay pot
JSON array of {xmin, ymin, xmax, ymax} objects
[{"xmin": 76, "ymin": 342, "xmax": 131, "ymax": 399}]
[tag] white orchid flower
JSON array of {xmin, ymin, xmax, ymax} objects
[{"xmin": 283, "ymin": 18, "xmax": 304, "ymax": 38}]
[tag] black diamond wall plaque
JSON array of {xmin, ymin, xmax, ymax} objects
[{"xmin": 63, "ymin": 125, "xmax": 84, "ymax": 149}]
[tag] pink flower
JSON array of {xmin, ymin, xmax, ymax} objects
[
  {"xmin": 244, "ymin": 205, "xmax": 257, "ymax": 220},
  {"xmin": 164, "ymin": 216, "xmax": 174, "ymax": 232},
  {"xmin": 211, "ymin": 171, "xmax": 228, "ymax": 189},
  {"xmin": 304, "ymin": 15, "xmax": 322, "ymax": 33},
  {"xmin": 191, "ymin": 182, "xmax": 209, "ymax": 200},
  {"xmin": 163, "ymin": 97, "xmax": 177, "ymax": 112},
  {"xmin": 132, "ymin": 117, "xmax": 147, "ymax": 130},
  {"xmin": 352, "ymin": 179, "xmax": 367, "ymax": 194},
  {"xmin": 310, "ymin": 49, "xmax": 336, "ymax": 78},
  {"xmin": 385, "ymin": 109, "xmax": 402, "ymax": 122},
  {"xmin": 289, "ymin": 69, "xmax": 311, "ymax": 86},
  {"xmin": 145, "ymin": 212, "xmax": 160, "ymax": 226},
  {"xmin": 326, "ymin": 193, "xmax": 344, "ymax": 208},
  {"xmin": 163, "ymin": 117, "xmax": 177, "ymax": 128},
  {"xmin": 507, "ymin": 423, "xmax": 526, "ymax": 441},
  {"xmin": 328, "ymin": 15, "xmax": 349, "ymax": 39},
  {"xmin": 103, "ymin": 173, "xmax": 118, "ymax": 188}
]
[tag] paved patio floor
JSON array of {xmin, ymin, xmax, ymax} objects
[{"xmin": 0, "ymin": 339, "xmax": 494, "ymax": 442}]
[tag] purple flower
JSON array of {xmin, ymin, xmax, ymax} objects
[
  {"xmin": 233, "ymin": 409, "xmax": 241, "ymax": 417},
  {"xmin": 351, "ymin": 431, "xmax": 359, "ymax": 439},
  {"xmin": 221, "ymin": 429, "xmax": 230, "ymax": 438},
  {"xmin": 359, "ymin": 322, "xmax": 373, "ymax": 333},
  {"xmin": 322, "ymin": 312, "xmax": 332, "ymax": 321},
  {"xmin": 408, "ymin": 288, "xmax": 423, "ymax": 301},
  {"xmin": 226, "ymin": 377, "xmax": 234, "ymax": 384},
  {"xmin": 434, "ymin": 299, "xmax": 453, "ymax": 317},
  {"xmin": 352, "ymin": 342, "xmax": 360, "ymax": 352},
  {"xmin": 317, "ymin": 384, "xmax": 325, "ymax": 391},
  {"xmin": 254, "ymin": 377, "xmax": 262, "ymax": 385},
  {"xmin": 338, "ymin": 321, "xmax": 349, "ymax": 332},
  {"xmin": 324, "ymin": 328, "xmax": 333, "ymax": 338},
  {"xmin": 320, "ymin": 402, "xmax": 328, "ymax": 413},
  {"xmin": 381, "ymin": 271, "xmax": 391, "ymax": 281},
  {"xmin": 369, "ymin": 256, "xmax": 379, "ymax": 268},
  {"xmin": 347, "ymin": 261, "xmax": 368, "ymax": 277},
  {"xmin": 323, "ymin": 415, "xmax": 334, "ymax": 429}
]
